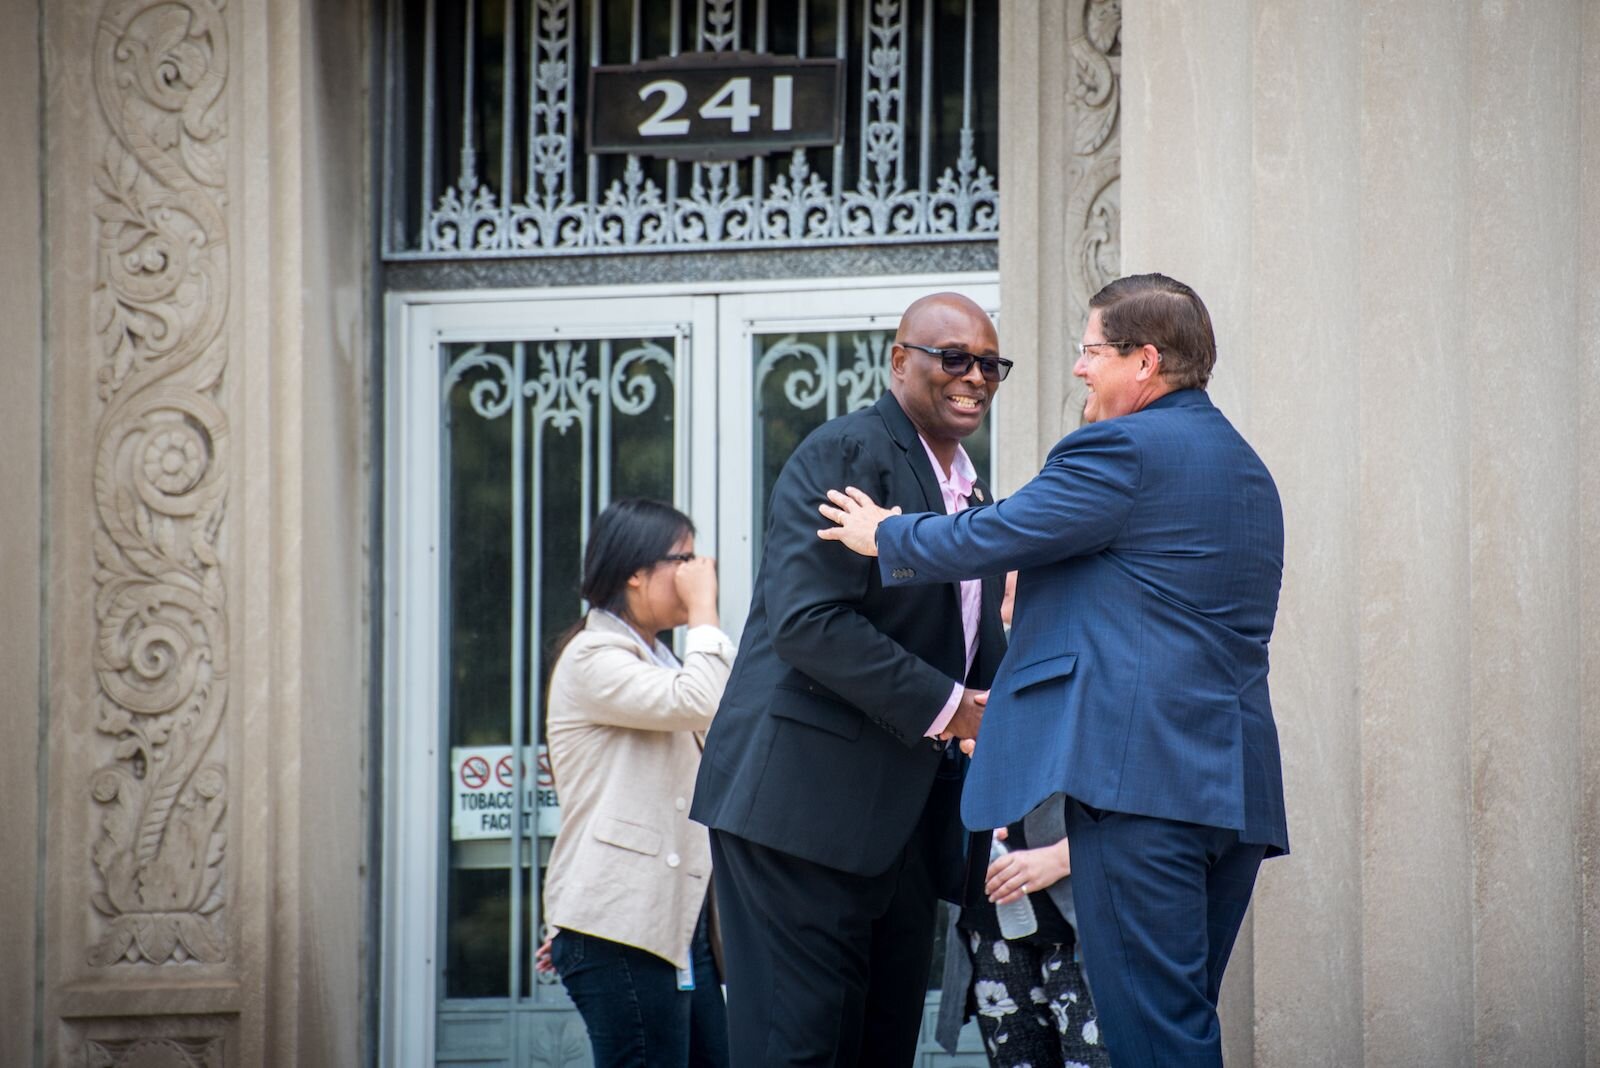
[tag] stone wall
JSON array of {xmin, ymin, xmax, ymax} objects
[
  {"xmin": 20, "ymin": 1, "xmax": 372, "ymax": 1065},
  {"xmin": 1002, "ymin": 1, "xmax": 1599, "ymax": 1064},
  {"xmin": 5, "ymin": 0, "xmax": 1595, "ymax": 1064},
  {"xmin": 0, "ymin": 0, "xmax": 44, "ymax": 1063}
]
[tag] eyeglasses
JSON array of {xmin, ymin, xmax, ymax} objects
[
  {"xmin": 657, "ymin": 552, "xmax": 695, "ymax": 565},
  {"xmin": 1075, "ymin": 340, "xmax": 1140, "ymax": 358},
  {"xmin": 900, "ymin": 343, "xmax": 1014, "ymax": 383}
]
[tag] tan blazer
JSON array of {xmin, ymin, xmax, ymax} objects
[{"xmin": 542, "ymin": 610, "xmax": 734, "ymax": 969}]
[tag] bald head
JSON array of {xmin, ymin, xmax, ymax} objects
[
  {"xmin": 894, "ymin": 291, "xmax": 990, "ymax": 344},
  {"xmin": 888, "ymin": 291, "xmax": 1000, "ymax": 456}
]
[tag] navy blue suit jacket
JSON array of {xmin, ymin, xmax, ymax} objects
[{"xmin": 877, "ymin": 390, "xmax": 1289, "ymax": 854}]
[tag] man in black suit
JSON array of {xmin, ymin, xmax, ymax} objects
[{"xmin": 691, "ymin": 293, "xmax": 1010, "ymax": 1066}]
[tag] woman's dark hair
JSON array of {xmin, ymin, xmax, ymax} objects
[
  {"xmin": 580, "ymin": 498, "xmax": 695, "ymax": 615},
  {"xmin": 549, "ymin": 498, "xmax": 694, "ymax": 662}
]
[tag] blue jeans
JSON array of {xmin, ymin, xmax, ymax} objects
[{"xmin": 552, "ymin": 906, "xmax": 729, "ymax": 1068}]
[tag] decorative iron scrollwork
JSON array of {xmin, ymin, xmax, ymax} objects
[{"xmin": 397, "ymin": 0, "xmax": 999, "ymax": 258}]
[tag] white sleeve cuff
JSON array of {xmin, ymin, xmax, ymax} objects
[{"xmin": 683, "ymin": 624, "xmax": 735, "ymax": 660}]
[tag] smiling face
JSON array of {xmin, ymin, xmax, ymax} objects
[
  {"xmin": 888, "ymin": 295, "xmax": 1001, "ymax": 447},
  {"xmin": 1074, "ymin": 308, "xmax": 1152, "ymax": 424}
]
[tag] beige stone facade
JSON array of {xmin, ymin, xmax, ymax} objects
[
  {"xmin": 4, "ymin": 0, "xmax": 369, "ymax": 1064},
  {"xmin": 0, "ymin": 1, "xmax": 1595, "ymax": 1066},
  {"xmin": 1000, "ymin": 3, "xmax": 1599, "ymax": 1065}
]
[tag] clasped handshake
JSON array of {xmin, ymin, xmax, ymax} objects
[{"xmin": 817, "ymin": 484, "xmax": 985, "ymax": 755}]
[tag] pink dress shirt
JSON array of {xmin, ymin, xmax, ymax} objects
[{"xmin": 917, "ymin": 436, "xmax": 983, "ymax": 737}]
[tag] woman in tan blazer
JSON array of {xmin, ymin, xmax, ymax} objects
[{"xmin": 538, "ymin": 498, "xmax": 733, "ymax": 1068}]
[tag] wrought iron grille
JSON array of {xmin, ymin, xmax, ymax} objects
[
  {"xmin": 439, "ymin": 332, "xmax": 681, "ymax": 1002},
  {"xmin": 750, "ymin": 327, "xmax": 990, "ymax": 549},
  {"xmin": 382, "ymin": 0, "xmax": 1000, "ymax": 258}
]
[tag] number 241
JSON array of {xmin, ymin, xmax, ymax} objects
[{"xmin": 638, "ymin": 75, "xmax": 794, "ymax": 137}]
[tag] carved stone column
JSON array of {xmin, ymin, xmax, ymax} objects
[
  {"xmin": 996, "ymin": 1, "xmax": 1119, "ymax": 497},
  {"xmin": 45, "ymin": 0, "xmax": 240, "ymax": 1059},
  {"xmin": 1063, "ymin": 1, "xmax": 1121, "ymax": 330},
  {"xmin": 39, "ymin": 1, "xmax": 370, "ymax": 1065}
]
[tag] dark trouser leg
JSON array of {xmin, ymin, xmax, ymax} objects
[
  {"xmin": 1202, "ymin": 841, "xmax": 1265, "ymax": 1008},
  {"xmin": 857, "ymin": 812, "xmax": 942, "ymax": 1067},
  {"xmin": 1063, "ymin": 802, "xmax": 1265, "ymax": 1068},
  {"xmin": 552, "ymin": 928, "xmax": 690, "ymax": 1068},
  {"xmin": 688, "ymin": 905, "xmax": 731, "ymax": 1068},
  {"xmin": 710, "ymin": 829, "xmax": 938, "ymax": 1068}
]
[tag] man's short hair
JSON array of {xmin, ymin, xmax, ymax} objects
[{"xmin": 1088, "ymin": 273, "xmax": 1217, "ymax": 390}]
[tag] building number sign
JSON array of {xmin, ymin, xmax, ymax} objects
[{"xmin": 588, "ymin": 53, "xmax": 844, "ymax": 160}]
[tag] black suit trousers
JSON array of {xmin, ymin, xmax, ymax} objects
[{"xmin": 709, "ymin": 803, "xmax": 947, "ymax": 1068}]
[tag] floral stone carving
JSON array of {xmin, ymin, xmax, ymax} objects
[
  {"xmin": 87, "ymin": 0, "xmax": 231, "ymax": 966},
  {"xmin": 1066, "ymin": 0, "xmax": 1121, "ymax": 321}
]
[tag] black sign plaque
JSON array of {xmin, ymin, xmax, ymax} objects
[{"xmin": 587, "ymin": 52, "xmax": 845, "ymax": 161}]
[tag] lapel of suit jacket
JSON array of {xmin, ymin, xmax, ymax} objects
[
  {"xmin": 874, "ymin": 391, "xmax": 942, "ymax": 514},
  {"xmin": 874, "ymin": 392, "xmax": 967, "ymax": 668}
]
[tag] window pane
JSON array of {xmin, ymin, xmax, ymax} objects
[
  {"xmin": 439, "ymin": 336, "xmax": 679, "ymax": 1003},
  {"xmin": 751, "ymin": 328, "xmax": 992, "ymax": 559}
]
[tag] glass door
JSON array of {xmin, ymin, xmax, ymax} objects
[
  {"xmin": 382, "ymin": 277, "xmax": 998, "ymax": 1068},
  {"xmin": 383, "ymin": 292, "xmax": 717, "ymax": 1068}
]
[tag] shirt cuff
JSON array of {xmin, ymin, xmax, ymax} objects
[
  {"xmin": 683, "ymin": 624, "xmax": 735, "ymax": 660},
  {"xmin": 924, "ymin": 681, "xmax": 963, "ymax": 738}
]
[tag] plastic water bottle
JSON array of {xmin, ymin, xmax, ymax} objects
[{"xmin": 990, "ymin": 831, "xmax": 1038, "ymax": 940}]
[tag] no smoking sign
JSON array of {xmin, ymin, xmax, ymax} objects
[
  {"xmin": 450, "ymin": 745, "xmax": 562, "ymax": 841},
  {"xmin": 459, "ymin": 755, "xmax": 491, "ymax": 790}
]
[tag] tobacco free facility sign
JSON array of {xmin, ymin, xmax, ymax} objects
[{"xmin": 450, "ymin": 745, "xmax": 562, "ymax": 841}]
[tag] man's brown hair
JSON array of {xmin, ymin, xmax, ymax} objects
[{"xmin": 1088, "ymin": 273, "xmax": 1217, "ymax": 390}]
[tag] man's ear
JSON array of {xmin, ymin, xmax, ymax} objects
[
  {"xmin": 1136, "ymin": 345, "xmax": 1162, "ymax": 381},
  {"xmin": 888, "ymin": 341, "xmax": 908, "ymax": 380}
]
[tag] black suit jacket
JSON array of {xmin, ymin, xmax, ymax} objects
[{"xmin": 692, "ymin": 392, "xmax": 1007, "ymax": 892}]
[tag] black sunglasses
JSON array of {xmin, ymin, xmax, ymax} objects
[{"xmin": 900, "ymin": 343, "xmax": 1014, "ymax": 383}]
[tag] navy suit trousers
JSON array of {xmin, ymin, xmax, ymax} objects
[{"xmin": 1065, "ymin": 801, "xmax": 1266, "ymax": 1067}]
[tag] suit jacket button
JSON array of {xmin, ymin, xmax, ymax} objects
[{"xmin": 666, "ymin": 853, "xmax": 681, "ymax": 868}]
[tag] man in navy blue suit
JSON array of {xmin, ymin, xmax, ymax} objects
[{"xmin": 820, "ymin": 274, "xmax": 1287, "ymax": 1067}]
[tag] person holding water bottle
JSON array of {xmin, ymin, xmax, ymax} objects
[{"xmin": 935, "ymin": 573, "xmax": 1107, "ymax": 1067}]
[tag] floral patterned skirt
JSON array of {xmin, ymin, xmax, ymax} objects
[{"xmin": 963, "ymin": 928, "xmax": 1110, "ymax": 1068}]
